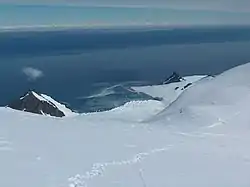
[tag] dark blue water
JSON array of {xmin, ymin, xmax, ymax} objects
[{"xmin": 1, "ymin": 26, "xmax": 250, "ymax": 112}]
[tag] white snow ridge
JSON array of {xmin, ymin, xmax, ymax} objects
[
  {"xmin": 1, "ymin": 63, "xmax": 250, "ymax": 187},
  {"xmin": 40, "ymin": 94, "xmax": 76, "ymax": 117}
]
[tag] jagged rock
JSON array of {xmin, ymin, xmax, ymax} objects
[
  {"xmin": 183, "ymin": 83, "xmax": 192, "ymax": 89},
  {"xmin": 7, "ymin": 91, "xmax": 74, "ymax": 117},
  {"xmin": 163, "ymin": 72, "xmax": 185, "ymax": 84}
]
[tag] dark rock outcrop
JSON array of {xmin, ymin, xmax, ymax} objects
[
  {"xmin": 183, "ymin": 83, "xmax": 192, "ymax": 90},
  {"xmin": 163, "ymin": 72, "xmax": 185, "ymax": 84},
  {"xmin": 7, "ymin": 91, "xmax": 66, "ymax": 117}
]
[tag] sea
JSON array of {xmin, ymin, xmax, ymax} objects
[{"xmin": 1, "ymin": 25, "xmax": 250, "ymax": 113}]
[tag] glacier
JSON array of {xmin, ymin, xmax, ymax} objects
[{"xmin": 1, "ymin": 63, "xmax": 250, "ymax": 187}]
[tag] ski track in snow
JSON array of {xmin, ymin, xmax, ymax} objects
[
  {"xmin": 68, "ymin": 110, "xmax": 244, "ymax": 187},
  {"xmin": 68, "ymin": 145, "xmax": 173, "ymax": 187},
  {"xmin": 206, "ymin": 118, "xmax": 227, "ymax": 128},
  {"xmin": 175, "ymin": 131, "xmax": 226, "ymax": 138},
  {"xmin": 67, "ymin": 126, "xmax": 228, "ymax": 187}
]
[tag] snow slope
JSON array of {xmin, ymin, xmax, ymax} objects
[
  {"xmin": 40, "ymin": 94, "xmax": 76, "ymax": 117},
  {"xmin": 30, "ymin": 91, "xmax": 76, "ymax": 117},
  {"xmin": 151, "ymin": 63, "xmax": 250, "ymax": 125},
  {"xmin": 82, "ymin": 100, "xmax": 165, "ymax": 122},
  {"xmin": 1, "ymin": 64, "xmax": 250, "ymax": 187},
  {"xmin": 133, "ymin": 75, "xmax": 208, "ymax": 105}
]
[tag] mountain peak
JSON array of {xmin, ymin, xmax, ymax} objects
[
  {"xmin": 163, "ymin": 72, "xmax": 185, "ymax": 84},
  {"xmin": 8, "ymin": 91, "xmax": 75, "ymax": 117}
]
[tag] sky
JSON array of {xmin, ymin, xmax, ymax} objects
[
  {"xmin": 0, "ymin": 0, "xmax": 250, "ymax": 27},
  {"xmin": 1, "ymin": 0, "xmax": 250, "ymax": 11}
]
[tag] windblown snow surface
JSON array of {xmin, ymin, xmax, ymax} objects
[{"xmin": 1, "ymin": 63, "xmax": 250, "ymax": 187}]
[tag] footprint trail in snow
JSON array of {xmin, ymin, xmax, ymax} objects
[{"xmin": 68, "ymin": 145, "xmax": 173, "ymax": 187}]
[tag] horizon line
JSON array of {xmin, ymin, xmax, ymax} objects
[{"xmin": 0, "ymin": 23, "xmax": 249, "ymax": 33}]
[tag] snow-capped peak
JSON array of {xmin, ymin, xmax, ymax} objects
[
  {"xmin": 40, "ymin": 94, "xmax": 76, "ymax": 117},
  {"xmin": 8, "ymin": 91, "xmax": 76, "ymax": 117},
  {"xmin": 163, "ymin": 72, "xmax": 185, "ymax": 84},
  {"xmin": 30, "ymin": 91, "xmax": 48, "ymax": 102}
]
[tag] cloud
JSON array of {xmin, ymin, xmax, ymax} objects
[{"xmin": 22, "ymin": 67, "xmax": 44, "ymax": 81}]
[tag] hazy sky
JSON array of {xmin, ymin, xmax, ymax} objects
[
  {"xmin": 1, "ymin": 1, "xmax": 250, "ymax": 27},
  {"xmin": 1, "ymin": 0, "xmax": 250, "ymax": 11}
]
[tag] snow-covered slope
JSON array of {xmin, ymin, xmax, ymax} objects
[
  {"xmin": 133, "ymin": 75, "xmax": 208, "ymax": 105},
  {"xmin": 151, "ymin": 63, "xmax": 250, "ymax": 125},
  {"xmin": 83, "ymin": 100, "xmax": 165, "ymax": 122},
  {"xmin": 1, "ymin": 63, "xmax": 250, "ymax": 187}
]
